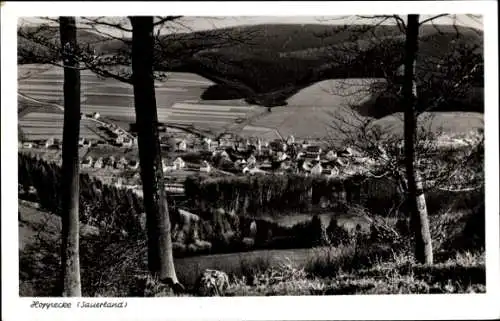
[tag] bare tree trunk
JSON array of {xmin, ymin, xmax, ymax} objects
[
  {"xmin": 59, "ymin": 16, "xmax": 82, "ymax": 296},
  {"xmin": 130, "ymin": 16, "xmax": 180, "ymax": 286},
  {"xmin": 403, "ymin": 14, "xmax": 433, "ymax": 264}
]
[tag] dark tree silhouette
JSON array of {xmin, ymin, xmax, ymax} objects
[
  {"xmin": 403, "ymin": 14, "xmax": 433, "ymax": 264},
  {"xmin": 130, "ymin": 16, "xmax": 182, "ymax": 289},
  {"xmin": 59, "ymin": 16, "xmax": 82, "ymax": 296}
]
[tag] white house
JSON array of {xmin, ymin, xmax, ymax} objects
[
  {"xmin": 310, "ymin": 162, "xmax": 323, "ymax": 176},
  {"xmin": 128, "ymin": 159, "xmax": 139, "ymax": 170},
  {"xmin": 286, "ymin": 135, "xmax": 295, "ymax": 145},
  {"xmin": 173, "ymin": 157, "xmax": 186, "ymax": 170},
  {"xmin": 247, "ymin": 155, "xmax": 257, "ymax": 166},
  {"xmin": 322, "ymin": 166, "xmax": 339, "ymax": 178},
  {"xmin": 276, "ymin": 151, "xmax": 288, "ymax": 162},
  {"xmin": 93, "ymin": 157, "xmax": 104, "ymax": 169},
  {"xmin": 106, "ymin": 156, "xmax": 116, "ymax": 168},
  {"xmin": 121, "ymin": 136, "xmax": 134, "ymax": 148},
  {"xmin": 81, "ymin": 156, "xmax": 93, "ymax": 168},
  {"xmin": 302, "ymin": 160, "xmax": 313, "ymax": 172},
  {"xmin": 116, "ymin": 157, "xmax": 129, "ymax": 169},
  {"xmin": 256, "ymin": 139, "xmax": 262, "ymax": 154},
  {"xmin": 23, "ymin": 142, "xmax": 34, "ymax": 149},
  {"xmin": 325, "ymin": 150, "xmax": 338, "ymax": 161},
  {"xmin": 200, "ymin": 161, "xmax": 211, "ymax": 173},
  {"xmin": 243, "ymin": 166, "xmax": 267, "ymax": 175},
  {"xmin": 338, "ymin": 147, "xmax": 354, "ymax": 158},
  {"xmin": 79, "ymin": 138, "xmax": 92, "ymax": 148},
  {"xmin": 45, "ymin": 137, "xmax": 55, "ymax": 148},
  {"xmin": 176, "ymin": 140, "xmax": 187, "ymax": 152},
  {"xmin": 116, "ymin": 135, "xmax": 134, "ymax": 148}
]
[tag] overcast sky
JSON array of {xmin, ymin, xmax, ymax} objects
[{"xmin": 20, "ymin": 14, "xmax": 483, "ymax": 36}]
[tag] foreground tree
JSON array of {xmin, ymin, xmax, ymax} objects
[
  {"xmin": 59, "ymin": 16, "xmax": 82, "ymax": 296},
  {"xmin": 324, "ymin": 15, "xmax": 483, "ymax": 265},
  {"xmin": 402, "ymin": 14, "xmax": 433, "ymax": 264},
  {"xmin": 130, "ymin": 16, "xmax": 181, "ymax": 289}
]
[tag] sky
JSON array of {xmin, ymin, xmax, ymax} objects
[{"xmin": 19, "ymin": 14, "xmax": 483, "ymax": 37}]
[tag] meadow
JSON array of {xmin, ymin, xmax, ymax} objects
[
  {"xmin": 18, "ymin": 65, "xmax": 261, "ymax": 139},
  {"xmin": 18, "ymin": 64, "xmax": 483, "ymax": 142}
]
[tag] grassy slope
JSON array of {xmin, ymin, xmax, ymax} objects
[
  {"xmin": 19, "ymin": 194, "xmax": 485, "ymax": 295},
  {"xmin": 18, "ymin": 23, "xmax": 484, "ymax": 140}
]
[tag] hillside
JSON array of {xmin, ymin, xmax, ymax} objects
[{"xmin": 18, "ymin": 22, "xmax": 484, "ymax": 117}]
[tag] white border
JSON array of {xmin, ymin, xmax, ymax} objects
[{"xmin": 2, "ymin": 2, "xmax": 499, "ymax": 321}]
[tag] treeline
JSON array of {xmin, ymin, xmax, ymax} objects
[
  {"xmin": 18, "ymin": 153, "xmax": 336, "ymax": 255},
  {"xmin": 184, "ymin": 174, "xmax": 401, "ymax": 217},
  {"xmin": 18, "ymin": 153, "xmax": 146, "ymax": 238},
  {"xmin": 184, "ymin": 173, "xmax": 483, "ymax": 218}
]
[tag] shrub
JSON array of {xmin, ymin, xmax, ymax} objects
[{"xmin": 327, "ymin": 217, "xmax": 353, "ymax": 246}]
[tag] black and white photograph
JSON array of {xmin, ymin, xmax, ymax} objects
[{"xmin": 1, "ymin": 1, "xmax": 499, "ymax": 320}]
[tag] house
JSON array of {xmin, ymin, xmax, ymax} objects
[
  {"xmin": 275, "ymin": 151, "xmax": 288, "ymax": 162},
  {"xmin": 243, "ymin": 166, "xmax": 267, "ymax": 175},
  {"xmin": 258, "ymin": 160, "xmax": 273, "ymax": 171},
  {"xmin": 236, "ymin": 141, "xmax": 247, "ymax": 152},
  {"xmin": 116, "ymin": 135, "xmax": 134, "ymax": 148},
  {"xmin": 176, "ymin": 140, "xmax": 187, "ymax": 152},
  {"xmin": 286, "ymin": 135, "xmax": 295, "ymax": 145},
  {"xmin": 203, "ymin": 138, "xmax": 217, "ymax": 152},
  {"xmin": 23, "ymin": 142, "xmax": 34, "ymax": 149},
  {"xmin": 325, "ymin": 150, "xmax": 338, "ymax": 161},
  {"xmin": 322, "ymin": 165, "xmax": 339, "ymax": 178},
  {"xmin": 93, "ymin": 157, "xmax": 104, "ymax": 169},
  {"xmin": 106, "ymin": 156, "xmax": 116, "ymax": 168},
  {"xmin": 337, "ymin": 147, "xmax": 353, "ymax": 158},
  {"xmin": 128, "ymin": 159, "xmax": 139, "ymax": 170},
  {"xmin": 219, "ymin": 150, "xmax": 231, "ymax": 161},
  {"xmin": 302, "ymin": 159, "xmax": 314, "ymax": 172},
  {"xmin": 200, "ymin": 161, "xmax": 212, "ymax": 173},
  {"xmin": 269, "ymin": 140, "xmax": 286, "ymax": 152},
  {"xmin": 247, "ymin": 155, "xmax": 257, "ymax": 167},
  {"xmin": 45, "ymin": 137, "xmax": 55, "ymax": 148},
  {"xmin": 305, "ymin": 145, "xmax": 322, "ymax": 159},
  {"xmin": 310, "ymin": 162, "xmax": 323, "ymax": 176},
  {"xmin": 173, "ymin": 157, "xmax": 185, "ymax": 170},
  {"xmin": 280, "ymin": 160, "xmax": 293, "ymax": 171},
  {"xmin": 234, "ymin": 159, "xmax": 247, "ymax": 169},
  {"xmin": 256, "ymin": 139, "xmax": 262, "ymax": 154},
  {"xmin": 79, "ymin": 138, "xmax": 92, "ymax": 148},
  {"xmin": 116, "ymin": 157, "xmax": 129, "ymax": 169},
  {"xmin": 121, "ymin": 136, "xmax": 134, "ymax": 148},
  {"xmin": 81, "ymin": 156, "xmax": 93, "ymax": 168},
  {"xmin": 259, "ymin": 145, "xmax": 271, "ymax": 156},
  {"xmin": 219, "ymin": 139, "xmax": 235, "ymax": 149}
]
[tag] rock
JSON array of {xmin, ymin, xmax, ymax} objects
[
  {"xmin": 194, "ymin": 240, "xmax": 212, "ymax": 251},
  {"xmin": 187, "ymin": 243, "xmax": 198, "ymax": 253},
  {"xmin": 139, "ymin": 212, "xmax": 147, "ymax": 232},
  {"xmin": 172, "ymin": 242, "xmax": 186, "ymax": 255},
  {"xmin": 241, "ymin": 237, "xmax": 255, "ymax": 249},
  {"xmin": 129, "ymin": 274, "xmax": 174, "ymax": 297},
  {"xmin": 195, "ymin": 269, "xmax": 230, "ymax": 296},
  {"xmin": 249, "ymin": 220, "xmax": 257, "ymax": 238}
]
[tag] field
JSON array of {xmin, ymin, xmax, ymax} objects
[
  {"xmin": 19, "ymin": 112, "xmax": 104, "ymax": 141},
  {"xmin": 18, "ymin": 65, "xmax": 262, "ymax": 138},
  {"xmin": 18, "ymin": 65, "xmax": 483, "ymax": 141}
]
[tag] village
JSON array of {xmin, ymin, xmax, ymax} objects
[{"xmin": 19, "ymin": 112, "xmax": 388, "ymax": 197}]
